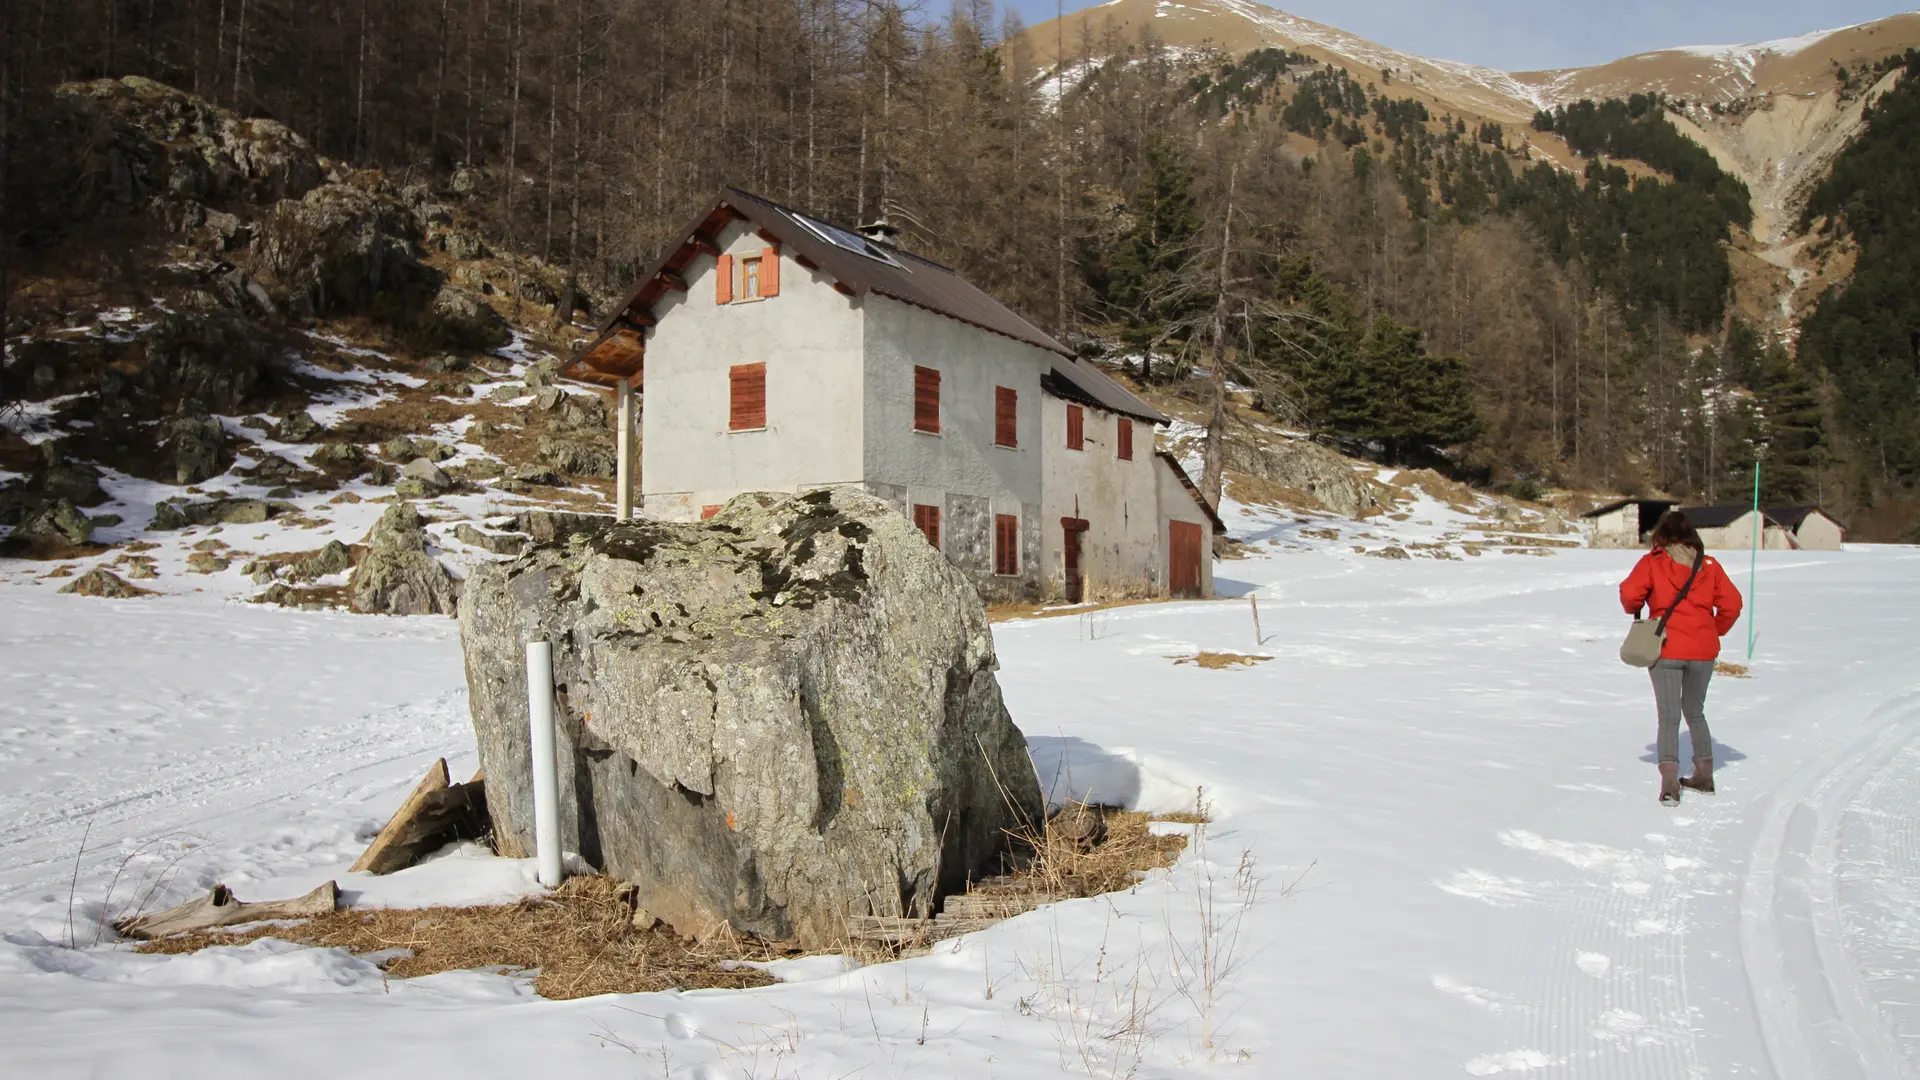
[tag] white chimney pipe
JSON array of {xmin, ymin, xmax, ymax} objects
[{"xmin": 525, "ymin": 641, "xmax": 564, "ymax": 888}]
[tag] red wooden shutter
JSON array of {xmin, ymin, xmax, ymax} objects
[
  {"xmin": 760, "ymin": 245, "xmax": 779, "ymax": 296},
  {"xmin": 715, "ymin": 253, "xmax": 734, "ymax": 304},
  {"xmin": 1117, "ymin": 417, "xmax": 1133, "ymax": 460},
  {"xmin": 1066, "ymin": 404, "xmax": 1084, "ymax": 450},
  {"xmin": 729, "ymin": 362, "xmax": 766, "ymax": 430},
  {"xmin": 995, "ymin": 387, "xmax": 1017, "ymax": 447},
  {"xmin": 912, "ymin": 504, "xmax": 941, "ymax": 549},
  {"xmin": 701, "ymin": 504, "xmax": 723, "ymax": 520},
  {"xmin": 994, "ymin": 514, "xmax": 1019, "ymax": 575},
  {"xmin": 914, "ymin": 366, "xmax": 941, "ymax": 433}
]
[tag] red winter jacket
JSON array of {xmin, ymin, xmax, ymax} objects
[{"xmin": 1619, "ymin": 548, "xmax": 1743, "ymax": 661}]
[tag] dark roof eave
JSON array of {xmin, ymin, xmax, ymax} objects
[{"xmin": 868, "ymin": 286, "xmax": 1074, "ymax": 358}]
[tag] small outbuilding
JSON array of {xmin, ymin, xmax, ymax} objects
[
  {"xmin": 1766, "ymin": 505, "xmax": 1846, "ymax": 551},
  {"xmin": 1678, "ymin": 505, "xmax": 1769, "ymax": 550},
  {"xmin": 1579, "ymin": 498, "xmax": 1676, "ymax": 548}
]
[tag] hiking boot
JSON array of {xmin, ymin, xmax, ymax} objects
[
  {"xmin": 1659, "ymin": 762, "xmax": 1682, "ymax": 806},
  {"xmin": 1680, "ymin": 757, "xmax": 1715, "ymax": 794}
]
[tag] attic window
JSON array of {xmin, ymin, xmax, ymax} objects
[
  {"xmin": 718, "ymin": 247, "xmax": 780, "ymax": 304},
  {"xmin": 1066, "ymin": 404, "xmax": 1084, "ymax": 451}
]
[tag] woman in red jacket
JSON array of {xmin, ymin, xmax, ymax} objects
[{"xmin": 1619, "ymin": 511, "xmax": 1744, "ymax": 805}]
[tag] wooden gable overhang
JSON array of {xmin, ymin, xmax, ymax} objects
[{"xmin": 563, "ymin": 202, "xmax": 745, "ymax": 388}]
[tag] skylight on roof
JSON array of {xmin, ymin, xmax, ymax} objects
[{"xmin": 794, "ymin": 213, "xmax": 903, "ymax": 268}]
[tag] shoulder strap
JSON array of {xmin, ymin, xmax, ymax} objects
[{"xmin": 1655, "ymin": 552, "xmax": 1704, "ymax": 635}]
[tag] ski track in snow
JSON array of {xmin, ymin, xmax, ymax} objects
[{"xmin": 2, "ymin": 537, "xmax": 1919, "ymax": 1076}]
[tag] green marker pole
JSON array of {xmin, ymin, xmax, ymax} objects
[{"xmin": 1747, "ymin": 461, "xmax": 1760, "ymax": 661}]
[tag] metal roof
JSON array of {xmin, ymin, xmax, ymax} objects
[
  {"xmin": 1766, "ymin": 505, "xmax": 1846, "ymax": 531},
  {"xmin": 1679, "ymin": 504, "xmax": 1766, "ymax": 530},
  {"xmin": 1578, "ymin": 497, "xmax": 1675, "ymax": 520},
  {"xmin": 570, "ymin": 188, "xmax": 1171, "ymax": 425},
  {"xmin": 576, "ymin": 188, "xmax": 1072, "ymax": 363},
  {"xmin": 1040, "ymin": 361, "xmax": 1169, "ymax": 425}
]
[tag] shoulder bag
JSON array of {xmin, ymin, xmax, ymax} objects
[{"xmin": 1620, "ymin": 551, "xmax": 1703, "ymax": 668}]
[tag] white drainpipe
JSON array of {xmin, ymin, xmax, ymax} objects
[
  {"xmin": 615, "ymin": 378, "xmax": 634, "ymax": 521},
  {"xmin": 525, "ymin": 641, "xmax": 564, "ymax": 888}
]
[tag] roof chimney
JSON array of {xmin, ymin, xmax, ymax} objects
[{"xmin": 856, "ymin": 219, "xmax": 901, "ymax": 244}]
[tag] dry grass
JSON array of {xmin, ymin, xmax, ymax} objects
[
  {"xmin": 993, "ymin": 806, "xmax": 1194, "ymax": 902},
  {"xmin": 1223, "ymin": 470, "xmax": 1320, "ymax": 512},
  {"xmin": 134, "ymin": 802, "xmax": 1207, "ymax": 995},
  {"xmin": 134, "ymin": 876, "xmax": 781, "ymax": 999},
  {"xmin": 1167, "ymin": 652, "xmax": 1272, "ymax": 670},
  {"xmin": 1715, "ymin": 661, "xmax": 1752, "ymax": 678}
]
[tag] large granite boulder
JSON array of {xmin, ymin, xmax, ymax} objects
[
  {"xmin": 459, "ymin": 489, "xmax": 1044, "ymax": 947},
  {"xmin": 351, "ymin": 502, "xmax": 458, "ymax": 616}
]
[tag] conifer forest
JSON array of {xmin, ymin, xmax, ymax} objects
[{"xmin": 2, "ymin": 1, "xmax": 1917, "ymax": 535}]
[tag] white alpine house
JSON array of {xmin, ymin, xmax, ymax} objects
[{"xmin": 564, "ymin": 188, "xmax": 1224, "ymax": 602}]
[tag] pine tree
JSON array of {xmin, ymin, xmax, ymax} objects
[
  {"xmin": 1755, "ymin": 344, "xmax": 1825, "ymax": 503},
  {"xmin": 1304, "ymin": 314, "xmax": 1480, "ymax": 463},
  {"xmin": 1105, "ymin": 137, "xmax": 1204, "ymax": 371}
]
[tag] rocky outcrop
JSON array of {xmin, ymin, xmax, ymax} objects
[
  {"xmin": 293, "ymin": 540, "xmax": 354, "ymax": 580},
  {"xmin": 536, "ymin": 436, "xmax": 616, "ymax": 478},
  {"xmin": 425, "ymin": 285, "xmax": 511, "ymax": 350},
  {"xmin": 454, "ymin": 523, "xmax": 527, "ymax": 556},
  {"xmin": 350, "ymin": 502, "xmax": 458, "ymax": 616},
  {"xmin": 150, "ymin": 496, "xmax": 294, "ymax": 529},
  {"xmin": 18, "ymin": 499, "xmax": 95, "ymax": 546},
  {"xmin": 257, "ymin": 182, "xmax": 436, "ymax": 316},
  {"xmin": 1225, "ymin": 434, "xmax": 1383, "ymax": 518},
  {"xmin": 142, "ymin": 310, "xmax": 277, "ymax": 414},
  {"xmin": 459, "ymin": 489, "xmax": 1044, "ymax": 947},
  {"xmin": 38, "ymin": 444, "xmax": 107, "ymax": 507},
  {"xmin": 157, "ymin": 411, "xmax": 227, "ymax": 484},
  {"xmin": 54, "ymin": 76, "xmax": 322, "ymax": 218},
  {"xmin": 395, "ymin": 457, "xmax": 454, "ymax": 499}
]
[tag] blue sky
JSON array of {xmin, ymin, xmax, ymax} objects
[{"xmin": 998, "ymin": 1, "xmax": 1919, "ymax": 71}]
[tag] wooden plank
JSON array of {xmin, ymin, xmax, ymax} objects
[{"xmin": 349, "ymin": 757, "xmax": 445, "ymax": 876}]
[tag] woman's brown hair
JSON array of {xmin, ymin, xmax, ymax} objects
[{"xmin": 1647, "ymin": 510, "xmax": 1705, "ymax": 556}]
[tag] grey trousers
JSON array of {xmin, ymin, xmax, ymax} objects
[{"xmin": 1651, "ymin": 659, "xmax": 1715, "ymax": 765}]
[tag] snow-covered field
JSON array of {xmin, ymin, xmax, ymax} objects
[{"xmin": 3, "ymin": 539, "xmax": 1917, "ymax": 1078}]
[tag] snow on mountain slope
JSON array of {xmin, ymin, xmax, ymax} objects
[
  {"xmin": 6, "ymin": 538, "xmax": 1920, "ymax": 1075},
  {"xmin": 1513, "ymin": 12, "xmax": 1920, "ymax": 107},
  {"xmin": 1032, "ymin": 0, "xmax": 1920, "ymax": 120}
]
